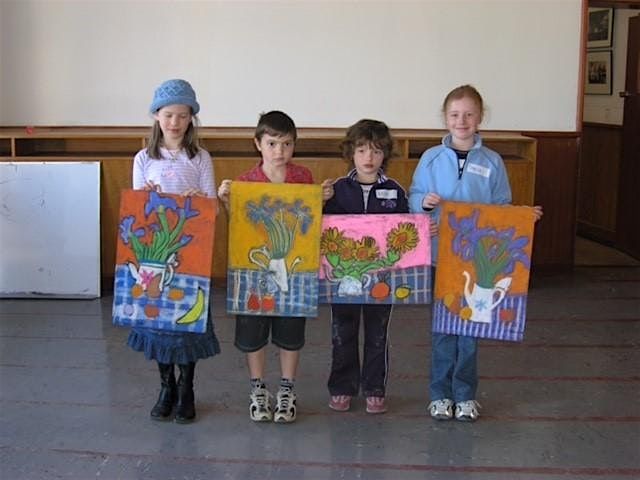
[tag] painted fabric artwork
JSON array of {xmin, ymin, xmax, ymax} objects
[
  {"xmin": 319, "ymin": 214, "xmax": 432, "ymax": 304},
  {"xmin": 227, "ymin": 182, "xmax": 322, "ymax": 317},
  {"xmin": 432, "ymin": 201, "xmax": 535, "ymax": 342},
  {"xmin": 112, "ymin": 190, "xmax": 216, "ymax": 333}
]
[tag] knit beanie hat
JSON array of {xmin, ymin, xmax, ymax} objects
[{"xmin": 149, "ymin": 79, "xmax": 200, "ymax": 114}]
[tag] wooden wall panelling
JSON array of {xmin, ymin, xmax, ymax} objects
[
  {"xmin": 100, "ymin": 158, "xmax": 133, "ymax": 280},
  {"xmin": 0, "ymin": 138, "xmax": 11, "ymax": 156},
  {"xmin": 503, "ymin": 160, "xmax": 536, "ymax": 206},
  {"xmin": 524, "ymin": 132, "xmax": 580, "ymax": 270},
  {"xmin": 577, "ymin": 123, "xmax": 622, "ymax": 243},
  {"xmin": 0, "ymin": 127, "xmax": 542, "ymax": 284},
  {"xmin": 14, "ymin": 137, "xmax": 144, "ymax": 157}
]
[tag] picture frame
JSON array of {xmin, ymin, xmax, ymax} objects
[
  {"xmin": 585, "ymin": 50, "xmax": 613, "ymax": 95},
  {"xmin": 587, "ymin": 7, "xmax": 614, "ymax": 49}
]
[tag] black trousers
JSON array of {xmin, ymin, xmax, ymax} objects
[{"xmin": 328, "ymin": 304, "xmax": 392, "ymax": 397}]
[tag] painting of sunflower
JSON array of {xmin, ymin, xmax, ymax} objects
[
  {"xmin": 319, "ymin": 214, "xmax": 431, "ymax": 304},
  {"xmin": 320, "ymin": 227, "xmax": 344, "ymax": 255},
  {"xmin": 354, "ymin": 237, "xmax": 380, "ymax": 261},
  {"xmin": 387, "ymin": 222, "xmax": 419, "ymax": 254}
]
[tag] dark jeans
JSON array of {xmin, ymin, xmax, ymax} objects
[{"xmin": 328, "ymin": 304, "xmax": 392, "ymax": 398}]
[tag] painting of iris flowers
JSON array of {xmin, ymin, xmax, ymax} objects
[
  {"xmin": 227, "ymin": 182, "xmax": 322, "ymax": 317},
  {"xmin": 432, "ymin": 201, "xmax": 536, "ymax": 342},
  {"xmin": 112, "ymin": 190, "xmax": 217, "ymax": 333}
]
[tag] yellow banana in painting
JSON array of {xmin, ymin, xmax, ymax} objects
[{"xmin": 176, "ymin": 288, "xmax": 205, "ymax": 324}]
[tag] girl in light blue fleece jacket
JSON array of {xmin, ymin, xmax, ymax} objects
[{"xmin": 409, "ymin": 85, "xmax": 542, "ymax": 422}]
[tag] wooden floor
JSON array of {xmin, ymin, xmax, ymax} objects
[
  {"xmin": 574, "ymin": 236, "xmax": 640, "ymax": 267},
  {"xmin": 1, "ymin": 261, "xmax": 639, "ymax": 479}
]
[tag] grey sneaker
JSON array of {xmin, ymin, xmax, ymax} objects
[
  {"xmin": 249, "ymin": 386, "xmax": 272, "ymax": 422},
  {"xmin": 273, "ymin": 388, "xmax": 297, "ymax": 423},
  {"xmin": 428, "ymin": 398, "xmax": 454, "ymax": 420},
  {"xmin": 455, "ymin": 400, "xmax": 481, "ymax": 422}
]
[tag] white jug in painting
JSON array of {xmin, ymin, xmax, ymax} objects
[
  {"xmin": 249, "ymin": 246, "xmax": 302, "ymax": 293},
  {"xmin": 462, "ymin": 271, "xmax": 512, "ymax": 323}
]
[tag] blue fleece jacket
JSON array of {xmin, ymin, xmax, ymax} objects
[{"xmin": 408, "ymin": 133, "xmax": 512, "ymax": 262}]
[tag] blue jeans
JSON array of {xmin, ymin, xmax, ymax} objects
[{"xmin": 429, "ymin": 333, "xmax": 478, "ymax": 402}]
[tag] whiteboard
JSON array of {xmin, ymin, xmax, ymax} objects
[{"xmin": 0, "ymin": 162, "xmax": 101, "ymax": 298}]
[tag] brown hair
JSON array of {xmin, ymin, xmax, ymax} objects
[
  {"xmin": 147, "ymin": 116, "xmax": 201, "ymax": 159},
  {"xmin": 442, "ymin": 84, "xmax": 485, "ymax": 119},
  {"xmin": 254, "ymin": 110, "xmax": 297, "ymax": 142},
  {"xmin": 341, "ymin": 119, "xmax": 395, "ymax": 171}
]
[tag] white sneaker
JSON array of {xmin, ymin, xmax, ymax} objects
[
  {"xmin": 273, "ymin": 388, "xmax": 297, "ymax": 423},
  {"xmin": 455, "ymin": 400, "xmax": 481, "ymax": 422},
  {"xmin": 249, "ymin": 386, "xmax": 272, "ymax": 422},
  {"xmin": 428, "ymin": 398, "xmax": 454, "ymax": 420}
]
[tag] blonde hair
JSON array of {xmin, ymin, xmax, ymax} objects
[{"xmin": 442, "ymin": 84, "xmax": 485, "ymax": 119}]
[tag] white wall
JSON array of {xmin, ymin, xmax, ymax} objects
[
  {"xmin": 0, "ymin": 0, "xmax": 582, "ymax": 130},
  {"xmin": 583, "ymin": 9, "xmax": 637, "ymax": 125}
]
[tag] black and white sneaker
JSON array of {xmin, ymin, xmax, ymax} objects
[
  {"xmin": 273, "ymin": 388, "xmax": 297, "ymax": 423},
  {"xmin": 249, "ymin": 386, "xmax": 272, "ymax": 422}
]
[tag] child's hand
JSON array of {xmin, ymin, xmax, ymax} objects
[
  {"xmin": 217, "ymin": 179, "xmax": 232, "ymax": 208},
  {"xmin": 181, "ymin": 188, "xmax": 205, "ymax": 197},
  {"xmin": 422, "ymin": 192, "xmax": 441, "ymax": 210},
  {"xmin": 532, "ymin": 205, "xmax": 543, "ymax": 222},
  {"xmin": 429, "ymin": 217, "xmax": 439, "ymax": 237},
  {"xmin": 143, "ymin": 181, "xmax": 161, "ymax": 192},
  {"xmin": 321, "ymin": 178, "xmax": 335, "ymax": 202}
]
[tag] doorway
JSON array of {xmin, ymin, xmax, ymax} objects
[{"xmin": 577, "ymin": 3, "xmax": 640, "ymax": 265}]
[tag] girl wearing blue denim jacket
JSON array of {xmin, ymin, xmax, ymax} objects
[{"xmin": 409, "ymin": 85, "xmax": 541, "ymax": 422}]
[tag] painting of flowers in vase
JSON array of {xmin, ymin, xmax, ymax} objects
[
  {"xmin": 319, "ymin": 214, "xmax": 431, "ymax": 304},
  {"xmin": 112, "ymin": 190, "xmax": 216, "ymax": 333},
  {"xmin": 227, "ymin": 182, "xmax": 322, "ymax": 317},
  {"xmin": 433, "ymin": 201, "xmax": 536, "ymax": 342}
]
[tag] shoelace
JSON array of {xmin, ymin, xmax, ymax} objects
[
  {"xmin": 254, "ymin": 390, "xmax": 269, "ymax": 408},
  {"xmin": 457, "ymin": 400, "xmax": 481, "ymax": 415},
  {"xmin": 278, "ymin": 391, "xmax": 292, "ymax": 410},
  {"xmin": 430, "ymin": 400, "xmax": 451, "ymax": 412}
]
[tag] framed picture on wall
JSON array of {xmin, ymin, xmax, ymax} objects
[
  {"xmin": 587, "ymin": 7, "xmax": 614, "ymax": 49},
  {"xmin": 585, "ymin": 50, "xmax": 613, "ymax": 95}
]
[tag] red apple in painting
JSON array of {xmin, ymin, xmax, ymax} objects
[
  {"xmin": 261, "ymin": 294, "xmax": 276, "ymax": 312},
  {"xmin": 247, "ymin": 292, "xmax": 261, "ymax": 311},
  {"xmin": 499, "ymin": 309, "xmax": 516, "ymax": 323}
]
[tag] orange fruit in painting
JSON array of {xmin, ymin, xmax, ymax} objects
[
  {"xmin": 460, "ymin": 307, "xmax": 473, "ymax": 321},
  {"xmin": 443, "ymin": 293, "xmax": 461, "ymax": 315},
  {"xmin": 144, "ymin": 304, "xmax": 160, "ymax": 318},
  {"xmin": 168, "ymin": 288, "xmax": 185, "ymax": 301},
  {"xmin": 443, "ymin": 293, "xmax": 455, "ymax": 307},
  {"xmin": 371, "ymin": 281, "xmax": 391, "ymax": 300},
  {"xmin": 131, "ymin": 284, "xmax": 144, "ymax": 298}
]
